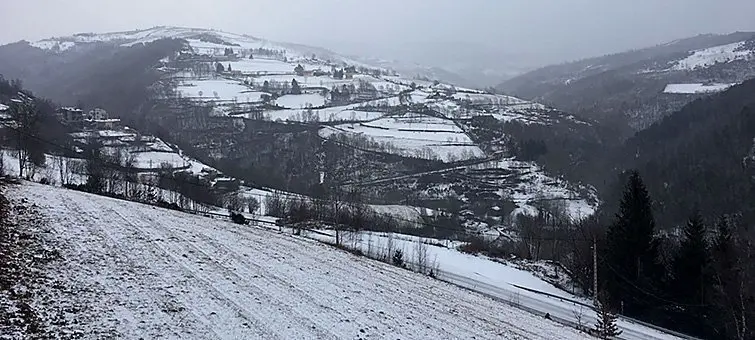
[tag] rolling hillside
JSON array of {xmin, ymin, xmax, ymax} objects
[
  {"xmin": 0, "ymin": 26, "xmax": 604, "ymax": 230},
  {"xmin": 1, "ymin": 181, "xmax": 587, "ymax": 339}
]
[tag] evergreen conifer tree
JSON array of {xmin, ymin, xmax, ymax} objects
[
  {"xmin": 291, "ymin": 79, "xmax": 301, "ymax": 95},
  {"xmin": 672, "ymin": 211, "xmax": 710, "ymax": 306},
  {"xmin": 604, "ymin": 170, "xmax": 662, "ymax": 316},
  {"xmin": 594, "ymin": 296, "xmax": 623, "ymax": 339}
]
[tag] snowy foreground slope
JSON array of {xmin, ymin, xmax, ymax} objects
[{"xmin": 12, "ymin": 182, "xmax": 587, "ymax": 340}]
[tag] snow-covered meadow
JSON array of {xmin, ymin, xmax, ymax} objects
[
  {"xmin": 176, "ymin": 79, "xmax": 265, "ymax": 102},
  {"xmin": 672, "ymin": 41, "xmax": 755, "ymax": 70},
  {"xmin": 320, "ymin": 114, "xmax": 485, "ymax": 162},
  {"xmin": 663, "ymin": 83, "xmax": 737, "ymax": 94},
  {"xmin": 274, "ymin": 93, "xmax": 326, "ymax": 109},
  {"xmin": 7, "ymin": 182, "xmax": 590, "ymax": 340},
  {"xmin": 300, "ymin": 229, "xmax": 683, "ymax": 340}
]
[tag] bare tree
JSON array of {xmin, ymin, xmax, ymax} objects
[
  {"xmin": 414, "ymin": 238, "xmax": 430, "ymax": 274},
  {"xmin": 56, "ymin": 155, "xmax": 67, "ymax": 186},
  {"xmin": 0, "ymin": 149, "xmax": 5, "ymax": 176},
  {"xmin": 247, "ymin": 197, "xmax": 260, "ymax": 217},
  {"xmin": 327, "ymin": 187, "xmax": 347, "ymax": 246},
  {"xmin": 83, "ymin": 137, "xmax": 105, "ymax": 193},
  {"xmin": 8, "ymin": 94, "xmax": 42, "ymax": 179}
]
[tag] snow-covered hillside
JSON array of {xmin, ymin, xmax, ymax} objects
[
  {"xmin": 30, "ymin": 26, "xmax": 367, "ymax": 66},
  {"xmin": 24, "ymin": 26, "xmax": 597, "ymax": 222},
  {"xmin": 499, "ymin": 32, "xmax": 755, "ymax": 129},
  {"xmin": 663, "ymin": 83, "xmax": 737, "ymax": 94},
  {"xmin": 671, "ymin": 40, "xmax": 755, "ymax": 70},
  {"xmin": 302, "ymin": 229, "xmax": 685, "ymax": 340},
  {"xmin": 6, "ymin": 182, "xmax": 587, "ymax": 339}
]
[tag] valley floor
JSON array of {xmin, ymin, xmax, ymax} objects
[{"xmin": 2, "ymin": 182, "xmax": 587, "ymax": 339}]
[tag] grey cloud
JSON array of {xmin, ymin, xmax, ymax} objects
[{"xmin": 1, "ymin": 0, "xmax": 754, "ymax": 76}]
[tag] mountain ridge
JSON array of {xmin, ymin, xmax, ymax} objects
[{"xmin": 498, "ymin": 31, "xmax": 755, "ymax": 132}]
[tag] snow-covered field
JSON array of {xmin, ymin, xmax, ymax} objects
[
  {"xmin": 663, "ymin": 83, "xmax": 736, "ymax": 94},
  {"xmin": 275, "ymin": 93, "xmax": 326, "ymax": 109},
  {"xmin": 176, "ymin": 79, "xmax": 264, "ymax": 102},
  {"xmin": 303, "ymin": 229, "xmax": 684, "ymax": 340},
  {"xmin": 228, "ymin": 58, "xmax": 294, "ymax": 74},
  {"xmin": 320, "ymin": 114, "xmax": 485, "ymax": 162},
  {"xmin": 672, "ymin": 41, "xmax": 755, "ymax": 70},
  {"xmin": 9, "ymin": 182, "xmax": 588, "ymax": 339}
]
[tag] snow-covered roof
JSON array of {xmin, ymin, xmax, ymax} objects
[
  {"xmin": 0, "ymin": 104, "xmax": 8, "ymax": 112},
  {"xmin": 59, "ymin": 106, "xmax": 83, "ymax": 112}
]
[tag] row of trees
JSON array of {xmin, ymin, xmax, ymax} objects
[
  {"xmin": 599, "ymin": 171, "xmax": 754, "ymax": 339},
  {"xmin": 454, "ymin": 170, "xmax": 753, "ymax": 339}
]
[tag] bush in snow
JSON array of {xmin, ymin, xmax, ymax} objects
[
  {"xmin": 392, "ymin": 249, "xmax": 405, "ymax": 268},
  {"xmin": 230, "ymin": 212, "xmax": 247, "ymax": 225}
]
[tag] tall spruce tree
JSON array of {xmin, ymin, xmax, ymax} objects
[
  {"xmin": 669, "ymin": 211, "xmax": 712, "ymax": 336},
  {"xmin": 672, "ymin": 211, "xmax": 710, "ymax": 306},
  {"xmin": 291, "ymin": 79, "xmax": 301, "ymax": 95},
  {"xmin": 604, "ymin": 170, "xmax": 663, "ymax": 316},
  {"xmin": 709, "ymin": 215, "xmax": 754, "ymax": 340}
]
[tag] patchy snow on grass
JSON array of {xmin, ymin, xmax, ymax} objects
[
  {"xmin": 466, "ymin": 158, "xmax": 597, "ymax": 221},
  {"xmin": 663, "ymin": 83, "xmax": 736, "ymax": 94},
  {"xmin": 144, "ymin": 138, "xmax": 174, "ymax": 152},
  {"xmin": 452, "ymin": 92, "xmax": 529, "ymax": 106},
  {"xmin": 368, "ymin": 204, "xmax": 428, "ymax": 226},
  {"xmin": 176, "ymin": 79, "xmax": 263, "ymax": 102},
  {"xmin": 275, "ymin": 94, "xmax": 326, "ymax": 109},
  {"xmin": 12, "ymin": 182, "xmax": 587, "ymax": 340},
  {"xmin": 320, "ymin": 114, "xmax": 485, "ymax": 162},
  {"xmin": 672, "ymin": 41, "xmax": 755, "ymax": 70}
]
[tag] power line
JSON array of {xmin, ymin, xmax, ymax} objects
[{"xmin": 602, "ymin": 261, "xmax": 709, "ymax": 308}]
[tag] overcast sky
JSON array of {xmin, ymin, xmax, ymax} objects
[{"xmin": 2, "ymin": 0, "xmax": 754, "ymax": 67}]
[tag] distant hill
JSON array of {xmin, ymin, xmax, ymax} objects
[
  {"xmin": 498, "ymin": 32, "xmax": 755, "ymax": 133},
  {"xmin": 0, "ymin": 26, "xmax": 606, "ymax": 235}
]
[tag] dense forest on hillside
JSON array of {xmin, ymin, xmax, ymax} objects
[
  {"xmin": 0, "ymin": 39, "xmax": 184, "ymax": 118},
  {"xmin": 596, "ymin": 78, "xmax": 755, "ymax": 228}
]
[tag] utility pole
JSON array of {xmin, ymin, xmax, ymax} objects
[{"xmin": 593, "ymin": 236, "xmax": 598, "ymax": 301}]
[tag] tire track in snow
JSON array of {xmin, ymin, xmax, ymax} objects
[
  {"xmin": 101, "ymin": 201, "xmax": 282, "ymax": 340},
  {"xmin": 56, "ymin": 191, "xmax": 277, "ymax": 339},
  {"xmin": 227, "ymin": 227, "xmax": 507, "ymax": 339},
  {"xmin": 52, "ymin": 190, "xmax": 224, "ymax": 339},
  {"xmin": 20, "ymin": 183, "xmax": 589, "ymax": 340},
  {"xmin": 125, "ymin": 208, "xmax": 341, "ymax": 339}
]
